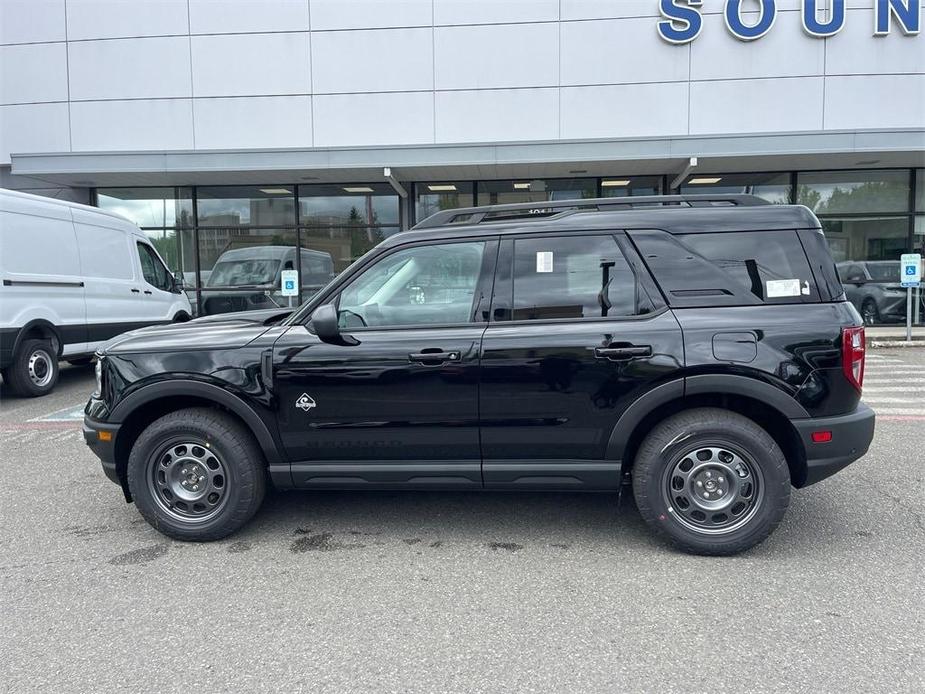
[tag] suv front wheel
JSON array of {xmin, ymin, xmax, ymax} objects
[
  {"xmin": 127, "ymin": 408, "xmax": 266, "ymax": 541},
  {"xmin": 632, "ymin": 408, "xmax": 790, "ymax": 556}
]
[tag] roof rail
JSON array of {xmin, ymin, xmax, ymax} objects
[{"xmin": 413, "ymin": 193, "xmax": 770, "ymax": 229}]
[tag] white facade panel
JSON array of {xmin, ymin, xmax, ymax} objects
[
  {"xmin": 311, "ymin": 28, "xmax": 433, "ymax": 94},
  {"xmin": 824, "ymin": 75, "xmax": 925, "ymax": 129},
  {"xmin": 434, "ymin": 0, "xmax": 559, "ymax": 25},
  {"xmin": 66, "ymin": 0, "xmax": 189, "ymax": 40},
  {"xmin": 561, "ymin": 1, "xmax": 660, "ymax": 21},
  {"xmin": 311, "ymin": 0, "xmax": 432, "ymax": 30},
  {"xmin": 560, "ymin": 83, "xmax": 689, "ymax": 139},
  {"xmin": 70, "ymin": 99, "xmax": 194, "ymax": 151},
  {"xmin": 560, "ymin": 18, "xmax": 690, "ymax": 86},
  {"xmin": 193, "ymin": 96, "xmax": 313, "ymax": 149},
  {"xmin": 191, "ymin": 33, "xmax": 312, "ymax": 98},
  {"xmin": 0, "ymin": 43, "xmax": 69, "ymax": 105},
  {"xmin": 69, "ymin": 37, "xmax": 192, "ymax": 101},
  {"xmin": 690, "ymin": 12, "xmax": 825, "ymax": 80},
  {"xmin": 0, "ymin": 103, "xmax": 70, "ymax": 164},
  {"xmin": 435, "ymin": 23, "xmax": 558, "ymax": 90},
  {"xmin": 0, "ymin": 0, "xmax": 66, "ymax": 44},
  {"xmin": 826, "ymin": 10, "xmax": 925, "ymax": 75},
  {"xmin": 313, "ymin": 92, "xmax": 434, "ymax": 146},
  {"xmin": 435, "ymin": 88, "xmax": 558, "ymax": 143},
  {"xmin": 690, "ymin": 77, "xmax": 824, "ymax": 134},
  {"xmin": 188, "ymin": 0, "xmax": 310, "ymax": 34}
]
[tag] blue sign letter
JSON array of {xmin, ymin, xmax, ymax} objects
[
  {"xmin": 658, "ymin": 0, "xmax": 703, "ymax": 44},
  {"xmin": 802, "ymin": 0, "xmax": 845, "ymax": 37},
  {"xmin": 725, "ymin": 0, "xmax": 777, "ymax": 41},
  {"xmin": 874, "ymin": 0, "xmax": 920, "ymax": 35}
]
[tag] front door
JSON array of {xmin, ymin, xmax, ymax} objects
[
  {"xmin": 479, "ymin": 232, "xmax": 683, "ymax": 489},
  {"xmin": 274, "ymin": 238, "xmax": 498, "ymax": 488}
]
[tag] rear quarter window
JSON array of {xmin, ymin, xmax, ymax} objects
[{"xmin": 630, "ymin": 229, "xmax": 819, "ymax": 307}]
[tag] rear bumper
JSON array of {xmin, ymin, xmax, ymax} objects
[
  {"xmin": 83, "ymin": 416, "xmax": 121, "ymax": 486},
  {"xmin": 791, "ymin": 403, "xmax": 875, "ymax": 487}
]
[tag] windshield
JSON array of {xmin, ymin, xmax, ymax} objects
[
  {"xmin": 865, "ymin": 262, "xmax": 900, "ymax": 282},
  {"xmin": 207, "ymin": 259, "xmax": 280, "ymax": 287}
]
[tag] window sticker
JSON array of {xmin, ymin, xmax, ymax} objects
[
  {"xmin": 765, "ymin": 279, "xmax": 802, "ymax": 298},
  {"xmin": 536, "ymin": 251, "xmax": 554, "ymax": 273}
]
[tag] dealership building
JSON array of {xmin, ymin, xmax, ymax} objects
[{"xmin": 1, "ymin": 0, "xmax": 923, "ymax": 320}]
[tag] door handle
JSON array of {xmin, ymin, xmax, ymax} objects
[
  {"xmin": 408, "ymin": 350, "xmax": 460, "ymax": 365},
  {"xmin": 131, "ymin": 288, "xmax": 140, "ymax": 293},
  {"xmin": 143, "ymin": 290, "xmax": 152, "ymax": 295},
  {"xmin": 594, "ymin": 345, "xmax": 652, "ymax": 361}
]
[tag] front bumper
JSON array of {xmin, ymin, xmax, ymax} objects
[
  {"xmin": 83, "ymin": 415, "xmax": 122, "ymax": 486},
  {"xmin": 791, "ymin": 403, "xmax": 875, "ymax": 487}
]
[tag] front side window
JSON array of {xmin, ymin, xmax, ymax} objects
[
  {"xmin": 337, "ymin": 241, "xmax": 486, "ymax": 328},
  {"xmin": 137, "ymin": 242, "xmax": 171, "ymax": 291},
  {"xmin": 511, "ymin": 235, "xmax": 638, "ymax": 321}
]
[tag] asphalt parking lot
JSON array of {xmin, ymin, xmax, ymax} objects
[{"xmin": 1, "ymin": 351, "xmax": 923, "ymax": 693}]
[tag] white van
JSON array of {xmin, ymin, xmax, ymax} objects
[{"xmin": 0, "ymin": 188, "xmax": 192, "ymax": 397}]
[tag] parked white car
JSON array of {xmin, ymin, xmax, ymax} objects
[{"xmin": 0, "ymin": 188, "xmax": 192, "ymax": 397}]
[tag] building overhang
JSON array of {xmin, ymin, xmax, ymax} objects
[{"xmin": 8, "ymin": 129, "xmax": 924, "ymax": 188}]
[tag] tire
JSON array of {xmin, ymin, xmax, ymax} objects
[
  {"xmin": 4, "ymin": 339, "xmax": 59, "ymax": 397},
  {"xmin": 67, "ymin": 356, "xmax": 94, "ymax": 367},
  {"xmin": 861, "ymin": 299, "xmax": 880, "ymax": 326},
  {"xmin": 632, "ymin": 408, "xmax": 790, "ymax": 556},
  {"xmin": 127, "ymin": 408, "xmax": 266, "ymax": 542}
]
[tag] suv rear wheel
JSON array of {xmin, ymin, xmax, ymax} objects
[
  {"xmin": 632, "ymin": 408, "xmax": 790, "ymax": 556},
  {"xmin": 4, "ymin": 338, "xmax": 59, "ymax": 397},
  {"xmin": 127, "ymin": 408, "xmax": 266, "ymax": 541}
]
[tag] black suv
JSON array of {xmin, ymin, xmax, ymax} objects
[{"xmin": 84, "ymin": 195, "xmax": 875, "ymax": 555}]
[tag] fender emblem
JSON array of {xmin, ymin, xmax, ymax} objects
[{"xmin": 295, "ymin": 393, "xmax": 317, "ymax": 412}]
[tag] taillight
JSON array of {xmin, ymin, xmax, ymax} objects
[{"xmin": 842, "ymin": 326, "xmax": 865, "ymax": 393}]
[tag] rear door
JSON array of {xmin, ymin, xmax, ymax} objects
[
  {"xmin": 72, "ymin": 209, "xmax": 145, "ymax": 345},
  {"xmin": 479, "ymin": 231, "xmax": 684, "ymax": 489}
]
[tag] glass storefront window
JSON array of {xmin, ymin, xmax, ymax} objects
[
  {"xmin": 414, "ymin": 182, "xmax": 476, "ymax": 224},
  {"xmin": 477, "ymin": 178, "xmax": 596, "ymax": 205},
  {"xmin": 916, "ymin": 170, "xmax": 924, "ymax": 212},
  {"xmin": 196, "ymin": 186, "xmax": 296, "ymax": 227},
  {"xmin": 680, "ymin": 172, "xmax": 791, "ymax": 204},
  {"xmin": 797, "ymin": 170, "xmax": 910, "ymax": 214},
  {"xmin": 600, "ymin": 176, "xmax": 662, "ymax": 198},
  {"xmin": 300, "ymin": 226, "xmax": 385, "ymax": 280},
  {"xmin": 299, "ymin": 183, "xmax": 399, "ymax": 227},
  {"xmin": 97, "ymin": 187, "xmax": 193, "ymax": 228},
  {"xmin": 197, "ymin": 227, "xmax": 299, "ymax": 316},
  {"xmin": 822, "ymin": 217, "xmax": 909, "ymax": 263}
]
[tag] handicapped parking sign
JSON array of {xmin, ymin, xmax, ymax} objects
[
  {"xmin": 900, "ymin": 253, "xmax": 921, "ymax": 288},
  {"xmin": 280, "ymin": 269, "xmax": 299, "ymax": 297}
]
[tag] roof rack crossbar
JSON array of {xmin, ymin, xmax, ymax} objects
[{"xmin": 413, "ymin": 194, "xmax": 770, "ymax": 229}]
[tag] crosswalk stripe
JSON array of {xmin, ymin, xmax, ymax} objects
[
  {"xmin": 864, "ymin": 381, "xmax": 925, "ymax": 393},
  {"xmin": 869, "ymin": 408, "xmax": 925, "ymax": 416},
  {"xmin": 864, "ymin": 397, "xmax": 925, "ymax": 410}
]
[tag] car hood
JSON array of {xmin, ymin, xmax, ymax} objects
[
  {"xmin": 99, "ymin": 317, "xmax": 277, "ymax": 355},
  {"xmin": 190, "ymin": 307, "xmax": 294, "ymax": 325}
]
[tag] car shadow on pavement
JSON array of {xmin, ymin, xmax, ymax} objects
[{"xmin": 224, "ymin": 487, "xmax": 670, "ymax": 554}]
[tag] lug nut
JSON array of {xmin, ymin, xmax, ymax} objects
[{"xmin": 718, "ymin": 476, "xmax": 725, "ymax": 484}]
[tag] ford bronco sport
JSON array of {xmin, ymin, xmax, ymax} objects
[{"xmin": 84, "ymin": 194, "xmax": 875, "ymax": 555}]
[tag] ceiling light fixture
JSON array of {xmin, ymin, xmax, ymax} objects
[
  {"xmin": 602, "ymin": 179, "xmax": 631, "ymax": 187},
  {"xmin": 259, "ymin": 188, "xmax": 292, "ymax": 195},
  {"xmin": 343, "ymin": 186, "xmax": 375, "ymax": 193},
  {"xmin": 688, "ymin": 177, "xmax": 722, "ymax": 185},
  {"xmin": 427, "ymin": 184, "xmax": 457, "ymax": 192},
  {"xmin": 513, "ymin": 182, "xmax": 531, "ymax": 190}
]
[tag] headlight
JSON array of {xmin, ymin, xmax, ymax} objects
[{"xmin": 92, "ymin": 356, "xmax": 104, "ymax": 398}]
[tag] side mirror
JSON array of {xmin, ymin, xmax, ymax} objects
[
  {"xmin": 310, "ymin": 303, "xmax": 358, "ymax": 346},
  {"xmin": 173, "ymin": 271, "xmax": 185, "ymax": 290}
]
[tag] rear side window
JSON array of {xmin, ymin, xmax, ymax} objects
[
  {"xmin": 630, "ymin": 229, "xmax": 818, "ymax": 306},
  {"xmin": 509, "ymin": 235, "xmax": 644, "ymax": 320}
]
